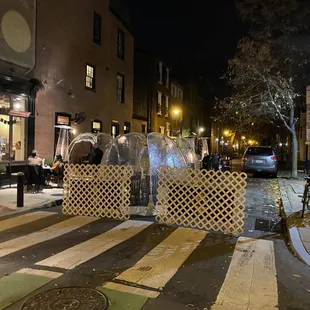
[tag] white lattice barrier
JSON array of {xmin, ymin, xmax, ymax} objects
[
  {"xmin": 155, "ymin": 167, "xmax": 247, "ymax": 235},
  {"xmin": 62, "ymin": 164, "xmax": 132, "ymax": 220}
]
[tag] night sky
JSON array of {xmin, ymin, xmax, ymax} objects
[{"xmin": 125, "ymin": 0, "xmax": 245, "ymax": 96}]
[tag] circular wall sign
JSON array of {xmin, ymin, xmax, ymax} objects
[{"xmin": 1, "ymin": 10, "xmax": 31, "ymax": 53}]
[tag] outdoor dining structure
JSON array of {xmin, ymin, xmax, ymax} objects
[{"xmin": 68, "ymin": 132, "xmax": 199, "ymax": 214}]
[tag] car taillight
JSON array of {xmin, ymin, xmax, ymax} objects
[{"xmin": 271, "ymin": 156, "xmax": 277, "ymax": 161}]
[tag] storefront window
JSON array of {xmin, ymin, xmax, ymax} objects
[
  {"xmin": 0, "ymin": 94, "xmax": 28, "ymax": 162},
  {"xmin": 12, "ymin": 117, "xmax": 26, "ymax": 161},
  {"xmin": 0, "ymin": 114, "xmax": 9, "ymax": 161}
]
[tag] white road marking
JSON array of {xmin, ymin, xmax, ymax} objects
[
  {"xmin": 0, "ymin": 216, "xmax": 98, "ymax": 257},
  {"xmin": 212, "ymin": 237, "xmax": 278, "ymax": 310},
  {"xmin": 16, "ymin": 268, "xmax": 63, "ymax": 279},
  {"xmin": 36, "ymin": 220, "xmax": 152, "ymax": 269},
  {"xmin": 107, "ymin": 227, "xmax": 207, "ymax": 290},
  {"xmin": 0, "ymin": 211, "xmax": 56, "ymax": 232},
  {"xmin": 103, "ymin": 282, "xmax": 160, "ymax": 298}
]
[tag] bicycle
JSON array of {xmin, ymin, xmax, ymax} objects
[{"xmin": 301, "ymin": 177, "xmax": 310, "ymax": 218}]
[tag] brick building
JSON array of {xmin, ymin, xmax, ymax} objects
[
  {"xmin": 0, "ymin": 0, "xmax": 133, "ymax": 167},
  {"xmin": 133, "ymin": 51, "xmax": 171, "ymax": 135}
]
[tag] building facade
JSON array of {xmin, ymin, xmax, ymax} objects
[
  {"xmin": 0, "ymin": 0, "xmax": 134, "ymax": 166},
  {"xmin": 133, "ymin": 51, "xmax": 171, "ymax": 135}
]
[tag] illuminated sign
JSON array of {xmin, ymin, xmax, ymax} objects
[
  {"xmin": 56, "ymin": 115, "xmax": 70, "ymax": 125},
  {"xmin": 9, "ymin": 110, "xmax": 31, "ymax": 118}
]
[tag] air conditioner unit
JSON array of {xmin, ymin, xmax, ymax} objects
[{"xmin": 0, "ymin": 0, "xmax": 36, "ymax": 69}]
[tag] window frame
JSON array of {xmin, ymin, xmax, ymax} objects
[
  {"xmin": 117, "ymin": 28, "xmax": 125, "ymax": 60},
  {"xmin": 166, "ymin": 68, "xmax": 170, "ymax": 87},
  {"xmin": 157, "ymin": 91, "xmax": 162, "ymax": 116},
  {"xmin": 164, "ymin": 95, "xmax": 169, "ymax": 118},
  {"xmin": 93, "ymin": 11, "xmax": 101, "ymax": 45},
  {"xmin": 116, "ymin": 73, "xmax": 125, "ymax": 104},
  {"xmin": 85, "ymin": 64, "xmax": 96, "ymax": 91}
]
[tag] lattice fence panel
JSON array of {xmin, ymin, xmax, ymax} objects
[
  {"xmin": 62, "ymin": 164, "xmax": 132, "ymax": 220},
  {"xmin": 155, "ymin": 167, "xmax": 247, "ymax": 235}
]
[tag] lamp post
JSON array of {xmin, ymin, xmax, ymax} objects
[
  {"xmin": 196, "ymin": 127, "xmax": 205, "ymax": 154},
  {"xmin": 172, "ymin": 108, "xmax": 182, "ymax": 137}
]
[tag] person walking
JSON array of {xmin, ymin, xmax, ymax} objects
[
  {"xmin": 202, "ymin": 153, "xmax": 211, "ymax": 170},
  {"xmin": 211, "ymin": 153, "xmax": 220, "ymax": 171}
]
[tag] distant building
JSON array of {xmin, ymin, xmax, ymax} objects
[
  {"xmin": 0, "ymin": 0, "xmax": 134, "ymax": 165},
  {"xmin": 133, "ymin": 51, "xmax": 171, "ymax": 135},
  {"xmin": 170, "ymin": 80, "xmax": 183, "ymax": 137}
]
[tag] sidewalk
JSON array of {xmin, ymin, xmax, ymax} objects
[
  {"xmin": 0, "ymin": 185, "xmax": 63, "ymax": 217},
  {"xmin": 278, "ymin": 177, "xmax": 310, "ymax": 266}
]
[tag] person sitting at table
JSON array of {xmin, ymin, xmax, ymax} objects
[
  {"xmin": 45, "ymin": 154, "xmax": 64, "ymax": 183},
  {"xmin": 51, "ymin": 154, "xmax": 64, "ymax": 176}
]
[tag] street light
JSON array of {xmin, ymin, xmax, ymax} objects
[
  {"xmin": 198, "ymin": 127, "xmax": 204, "ymax": 134},
  {"xmin": 241, "ymin": 136, "xmax": 246, "ymax": 140},
  {"xmin": 173, "ymin": 109, "xmax": 180, "ymax": 116},
  {"xmin": 224, "ymin": 130, "xmax": 230, "ymax": 136}
]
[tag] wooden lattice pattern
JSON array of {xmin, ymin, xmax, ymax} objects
[
  {"xmin": 155, "ymin": 167, "xmax": 247, "ymax": 235},
  {"xmin": 62, "ymin": 164, "xmax": 132, "ymax": 220}
]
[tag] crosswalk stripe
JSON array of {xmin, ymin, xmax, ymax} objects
[
  {"xmin": 16, "ymin": 268, "xmax": 62, "ymax": 278},
  {"xmin": 104, "ymin": 227, "xmax": 207, "ymax": 293},
  {"xmin": 211, "ymin": 237, "xmax": 278, "ymax": 310},
  {"xmin": 0, "ymin": 211, "xmax": 56, "ymax": 232},
  {"xmin": 0, "ymin": 268, "xmax": 63, "ymax": 310},
  {"xmin": 0, "ymin": 216, "xmax": 98, "ymax": 258},
  {"xmin": 103, "ymin": 282, "xmax": 160, "ymax": 298},
  {"xmin": 36, "ymin": 220, "xmax": 152, "ymax": 269}
]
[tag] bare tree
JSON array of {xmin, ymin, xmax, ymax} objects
[{"xmin": 221, "ymin": 0, "xmax": 310, "ymax": 178}]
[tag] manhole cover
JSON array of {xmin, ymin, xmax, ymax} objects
[{"xmin": 20, "ymin": 287, "xmax": 109, "ymax": 310}]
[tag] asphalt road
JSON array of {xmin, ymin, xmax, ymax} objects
[{"xmin": 0, "ymin": 162, "xmax": 310, "ymax": 309}]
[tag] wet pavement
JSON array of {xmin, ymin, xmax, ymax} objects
[{"xmin": 0, "ymin": 163, "xmax": 310, "ymax": 309}]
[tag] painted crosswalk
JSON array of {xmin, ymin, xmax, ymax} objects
[
  {"xmin": 0, "ymin": 215, "xmax": 98, "ymax": 257},
  {"xmin": 0, "ymin": 211, "xmax": 56, "ymax": 232},
  {"xmin": 36, "ymin": 220, "xmax": 152, "ymax": 269},
  {"xmin": 0, "ymin": 211, "xmax": 281, "ymax": 310}
]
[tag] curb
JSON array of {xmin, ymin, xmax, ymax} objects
[
  {"xmin": 278, "ymin": 181, "xmax": 310, "ymax": 267},
  {"xmin": 0, "ymin": 199, "xmax": 63, "ymax": 219}
]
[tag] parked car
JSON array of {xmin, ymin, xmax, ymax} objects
[{"xmin": 241, "ymin": 146, "xmax": 278, "ymax": 177}]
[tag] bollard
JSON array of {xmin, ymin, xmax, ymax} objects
[{"xmin": 17, "ymin": 172, "xmax": 24, "ymax": 208}]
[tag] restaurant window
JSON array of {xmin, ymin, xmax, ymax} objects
[
  {"xmin": 0, "ymin": 94, "xmax": 28, "ymax": 161},
  {"xmin": 85, "ymin": 64, "xmax": 96, "ymax": 90},
  {"xmin": 124, "ymin": 122, "xmax": 130, "ymax": 134},
  {"xmin": 111, "ymin": 121, "xmax": 119, "ymax": 138},
  {"xmin": 117, "ymin": 74, "xmax": 125, "ymax": 104},
  {"xmin": 93, "ymin": 11, "xmax": 101, "ymax": 45},
  {"xmin": 117, "ymin": 29, "xmax": 125, "ymax": 60},
  {"xmin": 91, "ymin": 120, "xmax": 102, "ymax": 133}
]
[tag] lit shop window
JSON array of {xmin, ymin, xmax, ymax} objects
[{"xmin": 91, "ymin": 120, "xmax": 102, "ymax": 133}]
